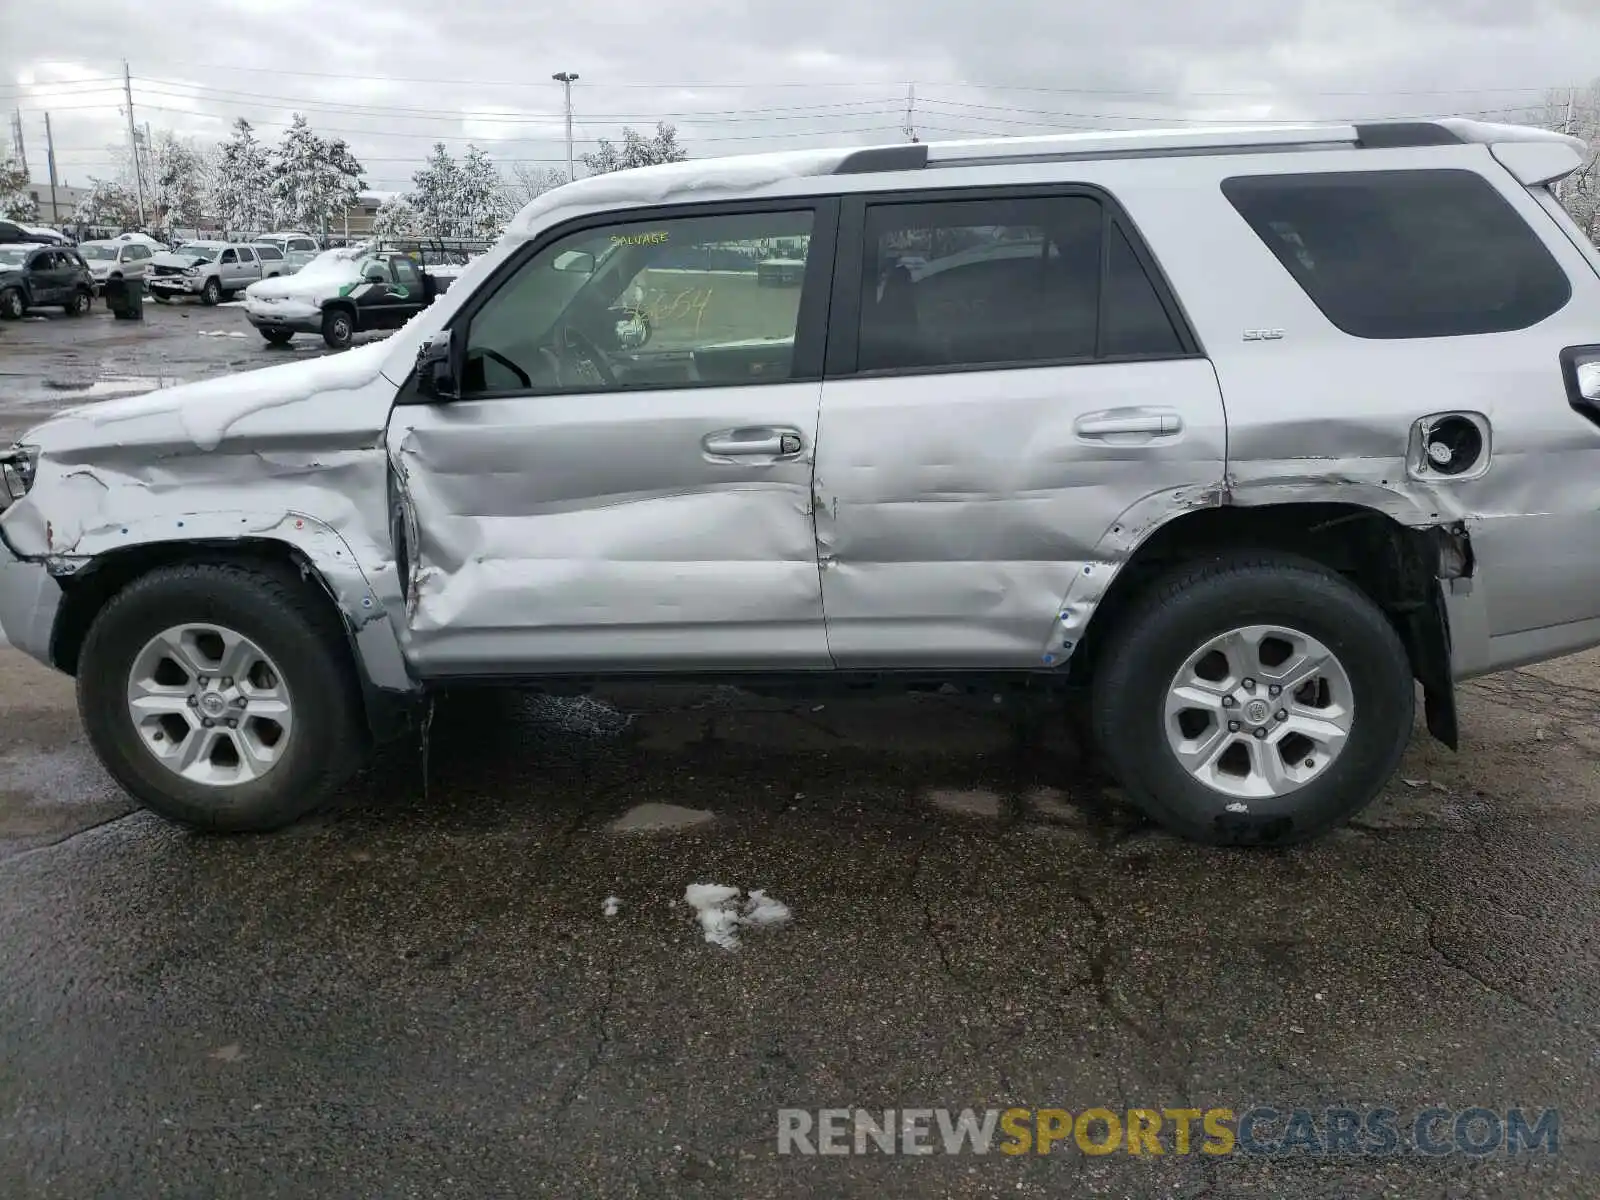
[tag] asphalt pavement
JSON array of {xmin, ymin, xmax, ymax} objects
[{"xmin": 0, "ymin": 303, "xmax": 1596, "ymax": 1198}]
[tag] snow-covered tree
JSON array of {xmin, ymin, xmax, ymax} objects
[
  {"xmin": 409, "ymin": 142, "xmax": 462, "ymax": 238},
  {"xmin": 0, "ymin": 157, "xmax": 35, "ymax": 221},
  {"xmin": 505, "ymin": 164, "xmax": 568, "ymax": 207},
  {"xmin": 145, "ymin": 130, "xmax": 206, "ymax": 233},
  {"xmin": 457, "ymin": 144, "xmax": 513, "ymax": 238},
  {"xmin": 371, "ymin": 193, "xmax": 419, "ymax": 237},
  {"xmin": 211, "ymin": 118, "xmax": 273, "ymax": 236},
  {"xmin": 582, "ymin": 122, "xmax": 687, "ymax": 175},
  {"xmin": 73, "ymin": 177, "xmax": 141, "ymax": 228},
  {"xmin": 269, "ymin": 114, "xmax": 366, "ymax": 235}
]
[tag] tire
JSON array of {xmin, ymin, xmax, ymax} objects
[
  {"xmin": 261, "ymin": 329, "xmax": 293, "ymax": 346},
  {"xmin": 200, "ymin": 277, "xmax": 221, "ymax": 305},
  {"xmin": 76, "ymin": 563, "xmax": 367, "ymax": 833},
  {"xmin": 322, "ymin": 308, "xmax": 354, "ymax": 349},
  {"xmin": 1090, "ymin": 553, "xmax": 1414, "ymax": 847},
  {"xmin": 64, "ymin": 287, "xmax": 91, "ymax": 315},
  {"xmin": 0, "ymin": 287, "xmax": 23, "ymax": 319},
  {"xmin": 152, "ymin": 293, "xmax": 170, "ymax": 304}
]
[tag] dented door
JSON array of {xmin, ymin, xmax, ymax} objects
[{"xmin": 385, "ymin": 201, "xmax": 837, "ymax": 678}]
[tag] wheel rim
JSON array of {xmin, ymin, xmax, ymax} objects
[
  {"xmin": 1163, "ymin": 623, "xmax": 1355, "ymax": 801},
  {"xmin": 332, "ymin": 317, "xmax": 349, "ymax": 340},
  {"xmin": 3, "ymin": 292, "xmax": 19, "ymax": 316},
  {"xmin": 126, "ymin": 623, "xmax": 294, "ymax": 787}
]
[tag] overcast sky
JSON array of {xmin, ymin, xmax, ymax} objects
[{"xmin": 4, "ymin": 0, "xmax": 1599, "ymax": 197}]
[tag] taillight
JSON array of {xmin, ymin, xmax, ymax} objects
[{"xmin": 1559, "ymin": 346, "xmax": 1600, "ymax": 430}]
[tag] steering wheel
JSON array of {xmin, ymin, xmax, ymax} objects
[
  {"xmin": 476, "ymin": 348, "xmax": 531, "ymax": 389},
  {"xmin": 557, "ymin": 324, "xmax": 616, "ymax": 388}
]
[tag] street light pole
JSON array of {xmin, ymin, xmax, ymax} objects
[{"xmin": 553, "ymin": 71, "xmax": 579, "ymax": 181}]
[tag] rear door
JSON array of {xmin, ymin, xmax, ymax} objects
[
  {"xmin": 814, "ymin": 185, "xmax": 1227, "ymax": 668},
  {"xmin": 386, "ymin": 199, "xmax": 838, "ymax": 676}
]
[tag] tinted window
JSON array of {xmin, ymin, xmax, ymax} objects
[
  {"xmin": 1222, "ymin": 169, "xmax": 1570, "ymax": 339},
  {"xmin": 255, "ymin": 245, "xmax": 282, "ymax": 261},
  {"xmin": 391, "ymin": 258, "xmax": 423, "ymax": 290},
  {"xmin": 220, "ymin": 249, "xmax": 238, "ymax": 263},
  {"xmin": 857, "ymin": 194, "xmax": 1187, "ymax": 373},
  {"xmin": 238, "ymin": 247, "xmax": 256, "ymax": 263},
  {"xmin": 464, "ymin": 208, "xmax": 816, "ymax": 395}
]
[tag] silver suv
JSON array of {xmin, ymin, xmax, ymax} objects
[{"xmin": 1, "ymin": 117, "xmax": 1596, "ymax": 845}]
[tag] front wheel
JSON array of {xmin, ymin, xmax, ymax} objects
[
  {"xmin": 76, "ymin": 563, "xmax": 366, "ymax": 832},
  {"xmin": 1090, "ymin": 554, "xmax": 1414, "ymax": 846},
  {"xmin": 260, "ymin": 328, "xmax": 293, "ymax": 346},
  {"xmin": 64, "ymin": 287, "xmax": 92, "ymax": 315},
  {"xmin": 322, "ymin": 308, "xmax": 354, "ymax": 349},
  {"xmin": 200, "ymin": 278, "xmax": 221, "ymax": 305},
  {"xmin": 0, "ymin": 287, "xmax": 23, "ymax": 319}
]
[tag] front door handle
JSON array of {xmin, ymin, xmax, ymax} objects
[
  {"xmin": 1075, "ymin": 408, "xmax": 1183, "ymax": 440},
  {"xmin": 703, "ymin": 427, "xmax": 805, "ymax": 458}
]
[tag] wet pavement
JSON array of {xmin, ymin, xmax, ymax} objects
[{"xmin": 0, "ymin": 308, "xmax": 1598, "ymax": 1198}]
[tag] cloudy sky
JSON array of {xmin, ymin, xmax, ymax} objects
[{"xmin": 4, "ymin": 0, "xmax": 1599, "ymax": 198}]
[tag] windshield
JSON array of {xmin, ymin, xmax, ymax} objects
[
  {"xmin": 176, "ymin": 244, "xmax": 221, "ymax": 261},
  {"xmin": 79, "ymin": 245, "xmax": 117, "ymax": 261},
  {"xmin": 0, "ymin": 247, "xmax": 29, "ymax": 267}
]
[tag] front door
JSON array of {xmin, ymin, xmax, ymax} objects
[
  {"xmin": 814, "ymin": 187, "xmax": 1228, "ymax": 668},
  {"xmin": 28, "ymin": 251, "xmax": 65, "ymax": 304},
  {"xmin": 386, "ymin": 200, "xmax": 837, "ymax": 677}
]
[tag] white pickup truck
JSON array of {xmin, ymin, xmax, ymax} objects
[{"xmin": 147, "ymin": 240, "xmax": 284, "ymax": 306}]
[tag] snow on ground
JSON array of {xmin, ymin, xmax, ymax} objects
[
  {"xmin": 197, "ymin": 331, "xmax": 247, "ymax": 338},
  {"xmin": 683, "ymin": 883, "xmax": 792, "ymax": 950},
  {"xmin": 602, "ymin": 896, "xmax": 621, "ymax": 917}
]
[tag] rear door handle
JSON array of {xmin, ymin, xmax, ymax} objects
[
  {"xmin": 703, "ymin": 427, "xmax": 805, "ymax": 458},
  {"xmin": 1075, "ymin": 409, "xmax": 1183, "ymax": 440}
]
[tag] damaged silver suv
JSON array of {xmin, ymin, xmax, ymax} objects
[{"xmin": 3, "ymin": 117, "xmax": 1599, "ymax": 845}]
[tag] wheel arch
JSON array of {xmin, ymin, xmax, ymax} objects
[
  {"xmin": 51, "ymin": 526, "xmax": 417, "ymax": 743},
  {"xmin": 1068, "ymin": 501, "xmax": 1470, "ymax": 749}
]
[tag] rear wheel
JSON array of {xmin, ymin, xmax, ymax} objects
[
  {"xmin": 1091, "ymin": 554, "xmax": 1414, "ymax": 846},
  {"xmin": 322, "ymin": 308, "xmax": 354, "ymax": 349},
  {"xmin": 0, "ymin": 287, "xmax": 23, "ymax": 319},
  {"xmin": 77, "ymin": 563, "xmax": 366, "ymax": 832}
]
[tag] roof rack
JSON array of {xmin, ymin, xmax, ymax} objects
[{"xmin": 831, "ymin": 118, "xmax": 1583, "ymax": 175}]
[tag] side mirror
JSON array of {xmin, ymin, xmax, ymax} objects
[
  {"xmin": 553, "ymin": 249, "xmax": 595, "ymax": 275},
  {"xmin": 608, "ymin": 305, "xmax": 652, "ymax": 351},
  {"xmin": 415, "ymin": 330, "xmax": 458, "ymax": 400}
]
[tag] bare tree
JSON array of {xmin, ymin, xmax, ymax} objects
[
  {"xmin": 1537, "ymin": 82, "xmax": 1600, "ymax": 241},
  {"xmin": 505, "ymin": 164, "xmax": 569, "ymax": 207}
]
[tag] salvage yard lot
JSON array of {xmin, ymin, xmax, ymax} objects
[{"xmin": 0, "ymin": 304, "xmax": 1598, "ymax": 1198}]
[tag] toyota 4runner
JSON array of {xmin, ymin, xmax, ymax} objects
[{"xmin": 1, "ymin": 117, "xmax": 1597, "ymax": 845}]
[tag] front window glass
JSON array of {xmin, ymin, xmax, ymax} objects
[
  {"xmin": 463, "ymin": 209, "xmax": 815, "ymax": 395},
  {"xmin": 79, "ymin": 245, "xmax": 117, "ymax": 261}
]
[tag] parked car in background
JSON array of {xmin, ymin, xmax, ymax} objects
[
  {"xmin": 258, "ymin": 231, "xmax": 320, "ymax": 255},
  {"xmin": 77, "ymin": 239, "xmax": 154, "ymax": 294},
  {"xmin": 18, "ymin": 224, "xmax": 70, "ymax": 246},
  {"xmin": 251, "ymin": 243, "xmax": 288, "ymax": 278},
  {"xmin": 280, "ymin": 249, "xmax": 318, "ymax": 275},
  {"xmin": 243, "ymin": 247, "xmax": 455, "ymax": 347},
  {"xmin": 0, "ymin": 243, "xmax": 95, "ymax": 317},
  {"xmin": 147, "ymin": 240, "xmax": 279, "ymax": 305}
]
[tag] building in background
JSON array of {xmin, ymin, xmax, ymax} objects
[{"xmin": 26, "ymin": 182, "xmax": 91, "ymax": 225}]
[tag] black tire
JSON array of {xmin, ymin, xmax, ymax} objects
[
  {"xmin": 322, "ymin": 307, "xmax": 353, "ymax": 349},
  {"xmin": 0, "ymin": 287, "xmax": 23, "ymax": 319},
  {"xmin": 64, "ymin": 287, "xmax": 92, "ymax": 315},
  {"xmin": 1090, "ymin": 553, "xmax": 1414, "ymax": 847},
  {"xmin": 76, "ymin": 563, "xmax": 367, "ymax": 833},
  {"xmin": 261, "ymin": 329, "xmax": 294, "ymax": 346},
  {"xmin": 152, "ymin": 293, "xmax": 170, "ymax": 304},
  {"xmin": 200, "ymin": 277, "xmax": 221, "ymax": 305}
]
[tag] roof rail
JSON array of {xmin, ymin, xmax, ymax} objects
[{"xmin": 829, "ymin": 118, "xmax": 1508, "ymax": 175}]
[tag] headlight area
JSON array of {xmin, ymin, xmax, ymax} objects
[{"xmin": 0, "ymin": 445, "xmax": 39, "ymax": 512}]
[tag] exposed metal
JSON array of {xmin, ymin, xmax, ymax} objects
[{"xmin": 1164, "ymin": 624, "xmax": 1354, "ymax": 801}]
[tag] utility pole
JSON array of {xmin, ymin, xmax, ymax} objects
[
  {"xmin": 1564, "ymin": 86, "xmax": 1577, "ymax": 135},
  {"xmin": 43, "ymin": 112, "xmax": 59, "ymax": 226},
  {"xmin": 123, "ymin": 60, "xmax": 146, "ymax": 227},
  {"xmin": 903, "ymin": 82, "xmax": 918, "ymax": 142},
  {"xmin": 553, "ymin": 71, "xmax": 579, "ymax": 181}
]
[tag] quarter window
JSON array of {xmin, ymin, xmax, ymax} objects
[
  {"xmin": 463, "ymin": 209, "xmax": 815, "ymax": 395},
  {"xmin": 1222, "ymin": 169, "xmax": 1571, "ymax": 339}
]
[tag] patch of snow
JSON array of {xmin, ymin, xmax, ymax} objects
[
  {"xmin": 1224, "ymin": 801, "xmax": 1249, "ymax": 813},
  {"xmin": 197, "ymin": 330, "xmax": 247, "ymax": 337},
  {"xmin": 683, "ymin": 883, "xmax": 792, "ymax": 950},
  {"xmin": 602, "ymin": 896, "xmax": 621, "ymax": 917}
]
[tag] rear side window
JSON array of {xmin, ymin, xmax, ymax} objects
[
  {"xmin": 255, "ymin": 245, "xmax": 283, "ymax": 261},
  {"xmin": 856, "ymin": 193, "xmax": 1188, "ymax": 373},
  {"xmin": 1222, "ymin": 169, "xmax": 1571, "ymax": 339}
]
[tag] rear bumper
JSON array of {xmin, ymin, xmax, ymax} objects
[{"xmin": 0, "ymin": 545, "xmax": 62, "ymax": 668}]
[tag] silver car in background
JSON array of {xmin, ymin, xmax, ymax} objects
[{"xmin": 76, "ymin": 239, "xmax": 154, "ymax": 295}]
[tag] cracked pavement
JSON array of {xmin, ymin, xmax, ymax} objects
[{"xmin": 0, "ymin": 306, "xmax": 1597, "ymax": 1198}]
